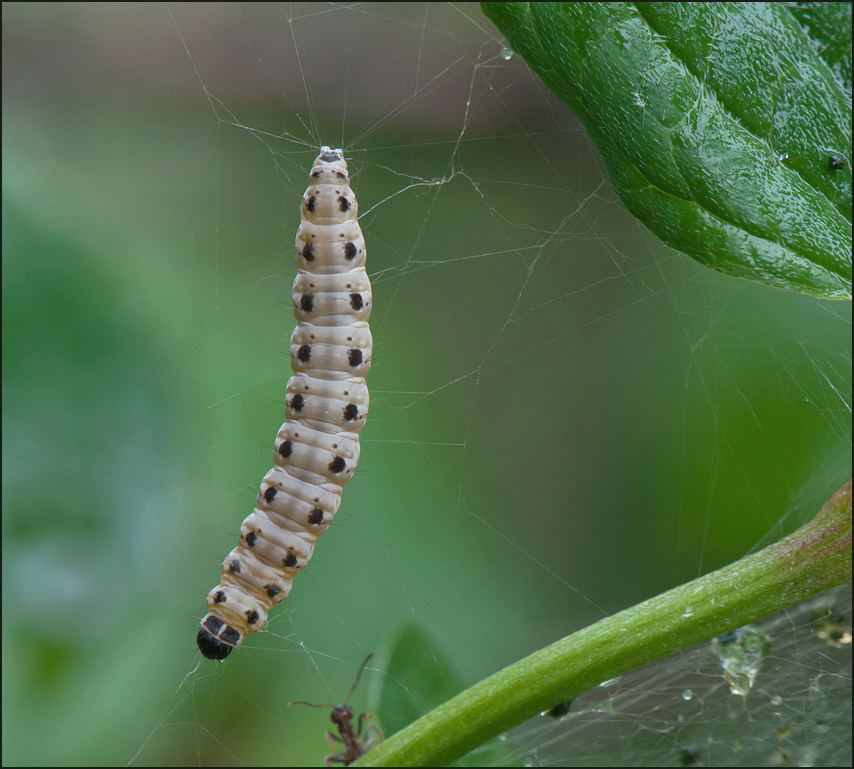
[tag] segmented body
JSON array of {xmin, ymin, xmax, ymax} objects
[{"xmin": 198, "ymin": 148, "xmax": 371, "ymax": 660}]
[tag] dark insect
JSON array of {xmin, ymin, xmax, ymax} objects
[
  {"xmin": 197, "ymin": 147, "xmax": 372, "ymax": 660},
  {"xmin": 677, "ymin": 747, "xmax": 702, "ymax": 767},
  {"xmin": 828, "ymin": 154, "xmax": 845, "ymax": 170},
  {"xmin": 289, "ymin": 653, "xmax": 383, "ymax": 766},
  {"xmin": 544, "ymin": 698, "xmax": 573, "ymax": 718}
]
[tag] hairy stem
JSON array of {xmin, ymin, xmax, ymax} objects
[{"xmin": 358, "ymin": 478, "xmax": 852, "ymax": 767}]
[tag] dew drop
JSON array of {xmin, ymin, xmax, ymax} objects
[{"xmin": 712, "ymin": 625, "xmax": 769, "ymax": 696}]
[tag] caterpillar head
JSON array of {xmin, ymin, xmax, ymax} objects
[{"xmin": 197, "ymin": 613, "xmax": 242, "ymax": 660}]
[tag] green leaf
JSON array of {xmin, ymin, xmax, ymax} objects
[
  {"xmin": 787, "ymin": 2, "xmax": 852, "ymax": 91},
  {"xmin": 373, "ymin": 622, "xmax": 466, "ymax": 738},
  {"xmin": 482, "ymin": 2, "xmax": 852, "ymax": 300},
  {"xmin": 372, "ymin": 621, "xmax": 519, "ymax": 766}
]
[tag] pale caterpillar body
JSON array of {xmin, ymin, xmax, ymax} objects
[{"xmin": 198, "ymin": 148, "xmax": 371, "ymax": 660}]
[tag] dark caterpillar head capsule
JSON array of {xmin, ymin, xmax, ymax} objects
[
  {"xmin": 198, "ymin": 613, "xmax": 242, "ymax": 660},
  {"xmin": 197, "ymin": 626, "xmax": 234, "ymax": 660}
]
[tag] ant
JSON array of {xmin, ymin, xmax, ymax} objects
[{"xmin": 289, "ymin": 653, "xmax": 383, "ymax": 766}]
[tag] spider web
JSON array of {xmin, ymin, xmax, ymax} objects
[
  {"xmin": 1, "ymin": 3, "xmax": 850, "ymax": 767},
  {"xmin": 495, "ymin": 584, "xmax": 852, "ymax": 767},
  {"xmin": 155, "ymin": 5, "xmax": 853, "ymax": 765}
]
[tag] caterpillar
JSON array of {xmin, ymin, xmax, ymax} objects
[{"xmin": 197, "ymin": 147, "xmax": 371, "ymax": 660}]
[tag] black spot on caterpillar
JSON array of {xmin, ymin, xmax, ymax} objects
[{"xmin": 197, "ymin": 148, "xmax": 371, "ymax": 661}]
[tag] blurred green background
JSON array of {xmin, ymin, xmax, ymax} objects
[{"xmin": 3, "ymin": 3, "xmax": 850, "ymax": 766}]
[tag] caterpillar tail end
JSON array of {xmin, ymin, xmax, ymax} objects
[
  {"xmin": 197, "ymin": 627, "xmax": 233, "ymax": 660},
  {"xmin": 197, "ymin": 614, "xmax": 242, "ymax": 660}
]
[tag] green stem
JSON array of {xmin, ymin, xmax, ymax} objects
[{"xmin": 358, "ymin": 478, "xmax": 852, "ymax": 767}]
